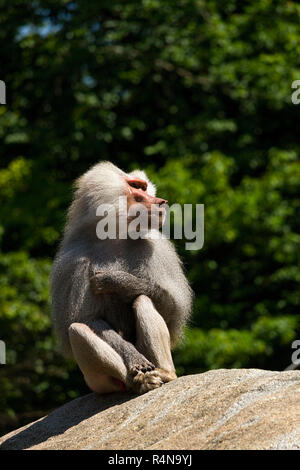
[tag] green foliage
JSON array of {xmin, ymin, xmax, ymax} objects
[
  {"xmin": 0, "ymin": 0, "xmax": 300, "ymax": 435},
  {"xmin": 0, "ymin": 252, "xmax": 86, "ymax": 435}
]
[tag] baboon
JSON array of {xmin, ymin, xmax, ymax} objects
[{"xmin": 51, "ymin": 161, "xmax": 193, "ymax": 394}]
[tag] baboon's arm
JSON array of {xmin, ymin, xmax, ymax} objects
[{"xmin": 90, "ymin": 270, "xmax": 175, "ymax": 311}]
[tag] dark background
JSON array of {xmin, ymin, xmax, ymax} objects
[{"xmin": 0, "ymin": 0, "xmax": 300, "ymax": 436}]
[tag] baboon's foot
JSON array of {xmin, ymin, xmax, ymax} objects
[
  {"xmin": 155, "ymin": 368, "xmax": 177, "ymax": 383},
  {"xmin": 128, "ymin": 367, "xmax": 163, "ymax": 394},
  {"xmin": 129, "ymin": 360, "xmax": 155, "ymax": 375},
  {"xmin": 127, "ymin": 363, "xmax": 177, "ymax": 394}
]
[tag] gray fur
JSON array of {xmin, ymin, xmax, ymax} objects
[{"xmin": 51, "ymin": 161, "xmax": 193, "ymax": 359}]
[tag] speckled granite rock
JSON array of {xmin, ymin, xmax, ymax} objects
[{"xmin": 1, "ymin": 369, "xmax": 299, "ymax": 450}]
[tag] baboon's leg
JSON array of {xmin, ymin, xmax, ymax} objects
[
  {"xmin": 69, "ymin": 322, "xmax": 127, "ymax": 393},
  {"xmin": 133, "ymin": 295, "xmax": 177, "ymax": 383},
  {"xmin": 69, "ymin": 319, "xmax": 164, "ymax": 394}
]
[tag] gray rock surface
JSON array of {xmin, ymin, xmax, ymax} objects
[{"xmin": 0, "ymin": 368, "xmax": 299, "ymax": 450}]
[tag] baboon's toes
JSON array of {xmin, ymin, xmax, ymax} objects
[
  {"xmin": 155, "ymin": 368, "xmax": 177, "ymax": 383},
  {"xmin": 129, "ymin": 361, "xmax": 155, "ymax": 375},
  {"xmin": 130, "ymin": 369, "xmax": 163, "ymax": 394}
]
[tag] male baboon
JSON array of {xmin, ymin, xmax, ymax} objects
[{"xmin": 51, "ymin": 162, "xmax": 193, "ymax": 394}]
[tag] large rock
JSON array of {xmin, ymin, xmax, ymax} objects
[{"xmin": 1, "ymin": 369, "xmax": 300, "ymax": 450}]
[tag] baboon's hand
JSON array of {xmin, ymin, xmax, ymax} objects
[
  {"xmin": 90, "ymin": 271, "xmax": 119, "ymax": 295},
  {"xmin": 90, "ymin": 270, "xmax": 150, "ymax": 301}
]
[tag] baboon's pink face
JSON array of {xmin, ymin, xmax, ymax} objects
[{"xmin": 125, "ymin": 176, "xmax": 167, "ymax": 228}]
